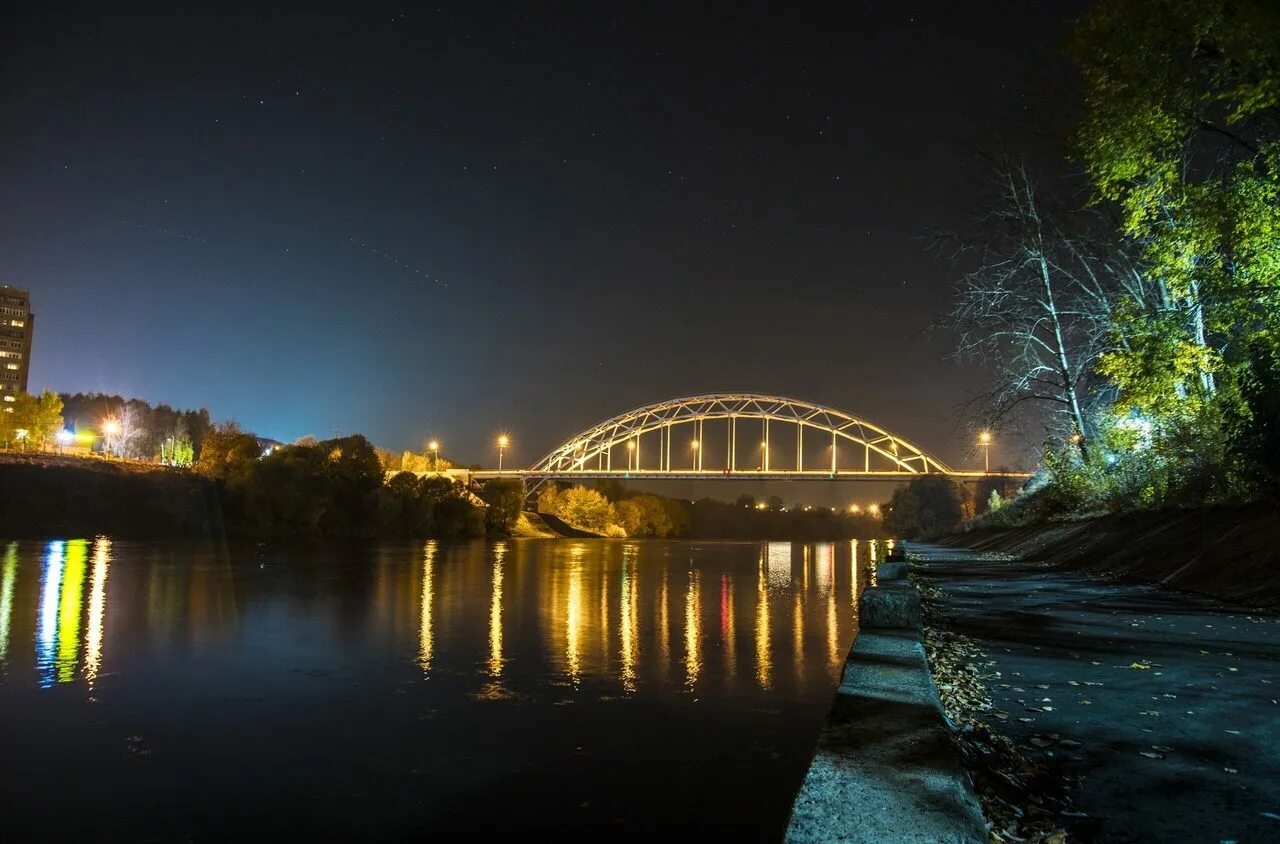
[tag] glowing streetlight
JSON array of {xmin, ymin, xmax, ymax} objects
[
  {"xmin": 978, "ymin": 430, "xmax": 992, "ymax": 473},
  {"xmin": 689, "ymin": 439, "xmax": 699, "ymax": 471},
  {"xmin": 849, "ymin": 504, "xmax": 861, "ymax": 514},
  {"xmin": 626, "ymin": 439, "xmax": 636, "ymax": 472},
  {"xmin": 868, "ymin": 503, "xmax": 881, "ymax": 518},
  {"xmin": 497, "ymin": 434, "xmax": 509, "ymax": 471},
  {"xmin": 428, "ymin": 439, "xmax": 440, "ymax": 469},
  {"xmin": 102, "ymin": 419, "xmax": 121, "ymax": 459}
]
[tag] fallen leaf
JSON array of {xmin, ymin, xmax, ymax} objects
[
  {"xmin": 1140, "ymin": 751, "xmax": 1164, "ymax": 759},
  {"xmin": 1130, "ymin": 662, "xmax": 1151, "ymax": 670}
]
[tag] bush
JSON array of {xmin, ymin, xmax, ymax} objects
[{"xmin": 883, "ymin": 476, "xmax": 966, "ymax": 539}]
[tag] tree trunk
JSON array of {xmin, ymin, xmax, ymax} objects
[{"xmin": 1037, "ymin": 251, "xmax": 1090, "ymax": 458}]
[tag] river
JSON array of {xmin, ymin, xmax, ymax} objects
[{"xmin": 0, "ymin": 537, "xmax": 888, "ymax": 840}]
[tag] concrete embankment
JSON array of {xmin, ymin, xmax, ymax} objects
[
  {"xmin": 786, "ymin": 560, "xmax": 986, "ymax": 843},
  {"xmin": 947, "ymin": 503, "xmax": 1280, "ymax": 607},
  {"xmin": 0, "ymin": 454, "xmax": 224, "ymax": 539}
]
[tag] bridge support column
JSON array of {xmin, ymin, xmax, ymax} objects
[{"xmin": 798, "ymin": 422, "xmax": 803, "ymax": 472}]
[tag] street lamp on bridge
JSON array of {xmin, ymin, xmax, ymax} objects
[
  {"xmin": 497, "ymin": 434, "xmax": 509, "ymax": 471},
  {"xmin": 428, "ymin": 439, "xmax": 440, "ymax": 469},
  {"xmin": 979, "ymin": 430, "xmax": 992, "ymax": 473}
]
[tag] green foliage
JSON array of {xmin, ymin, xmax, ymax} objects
[
  {"xmin": 1033, "ymin": 398, "xmax": 1250, "ymax": 516},
  {"xmin": 883, "ymin": 476, "xmax": 966, "ymax": 540},
  {"xmin": 160, "ymin": 433, "xmax": 195, "ymax": 467},
  {"xmin": 59, "ymin": 392, "xmax": 212, "ymax": 460},
  {"xmin": 615, "ymin": 495, "xmax": 676, "ymax": 537},
  {"xmin": 1229, "ymin": 345, "xmax": 1280, "ymax": 501},
  {"xmin": 1072, "ymin": 0, "xmax": 1280, "ymax": 407},
  {"xmin": 986, "ymin": 490, "xmax": 1005, "ymax": 513},
  {"xmin": 478, "ymin": 479, "xmax": 525, "ymax": 535},
  {"xmin": 222, "ymin": 436, "xmax": 486, "ymax": 538},
  {"xmin": 555, "ymin": 485, "xmax": 616, "ymax": 533},
  {"xmin": 955, "ymin": 0, "xmax": 1280, "ymax": 518},
  {"xmin": 2, "ymin": 390, "xmax": 65, "ymax": 450},
  {"xmin": 195, "ymin": 422, "xmax": 262, "ymax": 479},
  {"xmin": 1095, "ymin": 302, "xmax": 1221, "ymax": 415}
]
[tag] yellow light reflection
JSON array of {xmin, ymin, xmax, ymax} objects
[
  {"xmin": 721, "ymin": 574, "xmax": 736, "ymax": 680},
  {"xmin": 0, "ymin": 543, "xmax": 16, "ymax": 665},
  {"xmin": 566, "ymin": 546, "xmax": 584, "ymax": 684},
  {"xmin": 827, "ymin": 580, "xmax": 839, "ymax": 669},
  {"xmin": 56, "ymin": 540, "xmax": 88, "ymax": 684},
  {"xmin": 419, "ymin": 540, "xmax": 436, "ymax": 675},
  {"xmin": 793, "ymin": 590, "xmax": 805, "ymax": 682},
  {"xmin": 684, "ymin": 569, "xmax": 701, "ymax": 690},
  {"xmin": 815, "ymin": 542, "xmax": 833, "ymax": 590},
  {"xmin": 620, "ymin": 556, "xmax": 637, "ymax": 693},
  {"xmin": 766, "ymin": 542, "xmax": 790, "ymax": 588},
  {"xmin": 658, "ymin": 566, "xmax": 670, "ymax": 674},
  {"xmin": 851, "ymin": 539, "xmax": 859, "ymax": 608},
  {"xmin": 755, "ymin": 556, "xmax": 772, "ymax": 690},
  {"xmin": 488, "ymin": 542, "xmax": 506, "ymax": 678},
  {"xmin": 85, "ymin": 538, "xmax": 111, "ymax": 685}
]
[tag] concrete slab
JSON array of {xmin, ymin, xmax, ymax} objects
[{"xmin": 786, "ymin": 578, "xmax": 986, "ymax": 843}]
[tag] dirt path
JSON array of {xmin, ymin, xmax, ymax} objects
[{"xmin": 910, "ymin": 543, "xmax": 1280, "ymax": 843}]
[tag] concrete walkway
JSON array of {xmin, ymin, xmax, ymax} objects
[
  {"xmin": 786, "ymin": 566, "xmax": 986, "ymax": 843},
  {"xmin": 911, "ymin": 543, "xmax": 1280, "ymax": 843}
]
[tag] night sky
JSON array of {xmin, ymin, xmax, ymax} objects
[{"xmin": 3, "ymin": 2, "xmax": 1087, "ymax": 472}]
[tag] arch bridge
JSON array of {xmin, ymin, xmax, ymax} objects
[{"xmin": 472, "ymin": 393, "xmax": 1023, "ymax": 483}]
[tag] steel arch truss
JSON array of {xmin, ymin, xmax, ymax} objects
[{"xmin": 528, "ymin": 393, "xmax": 953, "ymax": 478}]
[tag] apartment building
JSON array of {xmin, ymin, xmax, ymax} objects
[{"xmin": 0, "ymin": 285, "xmax": 33, "ymax": 410}]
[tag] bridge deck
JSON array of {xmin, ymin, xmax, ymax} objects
[{"xmin": 471, "ymin": 469, "xmax": 1031, "ymax": 481}]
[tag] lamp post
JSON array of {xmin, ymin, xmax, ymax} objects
[
  {"xmin": 102, "ymin": 419, "xmax": 121, "ymax": 459},
  {"xmin": 428, "ymin": 439, "xmax": 440, "ymax": 470},
  {"xmin": 979, "ymin": 430, "xmax": 992, "ymax": 473},
  {"xmin": 497, "ymin": 435, "xmax": 509, "ymax": 472},
  {"xmin": 690, "ymin": 438, "xmax": 699, "ymax": 471},
  {"xmin": 626, "ymin": 439, "xmax": 636, "ymax": 472}
]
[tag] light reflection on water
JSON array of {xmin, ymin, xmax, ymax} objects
[{"xmin": 0, "ymin": 537, "xmax": 892, "ymax": 840}]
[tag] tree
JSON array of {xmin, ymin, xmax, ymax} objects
[
  {"xmin": 1071, "ymin": 0, "xmax": 1280, "ymax": 409},
  {"xmin": 947, "ymin": 166, "xmax": 1138, "ymax": 452},
  {"xmin": 159, "ymin": 418, "xmax": 195, "ymax": 467},
  {"xmin": 195, "ymin": 422, "xmax": 262, "ymax": 478},
  {"xmin": 615, "ymin": 495, "xmax": 674, "ymax": 537},
  {"xmin": 6, "ymin": 390, "xmax": 64, "ymax": 450},
  {"xmin": 556, "ymin": 485, "xmax": 615, "ymax": 532},
  {"xmin": 883, "ymin": 476, "xmax": 966, "ymax": 539},
  {"xmin": 479, "ymin": 479, "xmax": 525, "ymax": 534},
  {"xmin": 536, "ymin": 483, "xmax": 561, "ymax": 514},
  {"xmin": 104, "ymin": 401, "xmax": 147, "ymax": 458}
]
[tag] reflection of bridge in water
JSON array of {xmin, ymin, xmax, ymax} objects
[{"xmin": 471, "ymin": 393, "xmax": 1030, "ymax": 485}]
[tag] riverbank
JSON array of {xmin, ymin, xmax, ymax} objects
[
  {"xmin": 946, "ymin": 504, "xmax": 1280, "ymax": 608},
  {"xmin": 909, "ymin": 542, "xmax": 1280, "ymax": 843},
  {"xmin": 0, "ymin": 452, "xmax": 222, "ymax": 539},
  {"xmin": 787, "ymin": 561, "xmax": 986, "ymax": 843}
]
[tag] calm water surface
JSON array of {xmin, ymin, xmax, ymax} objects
[{"xmin": 0, "ymin": 537, "xmax": 888, "ymax": 840}]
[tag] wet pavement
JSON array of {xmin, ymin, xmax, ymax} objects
[{"xmin": 909, "ymin": 543, "xmax": 1280, "ymax": 844}]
